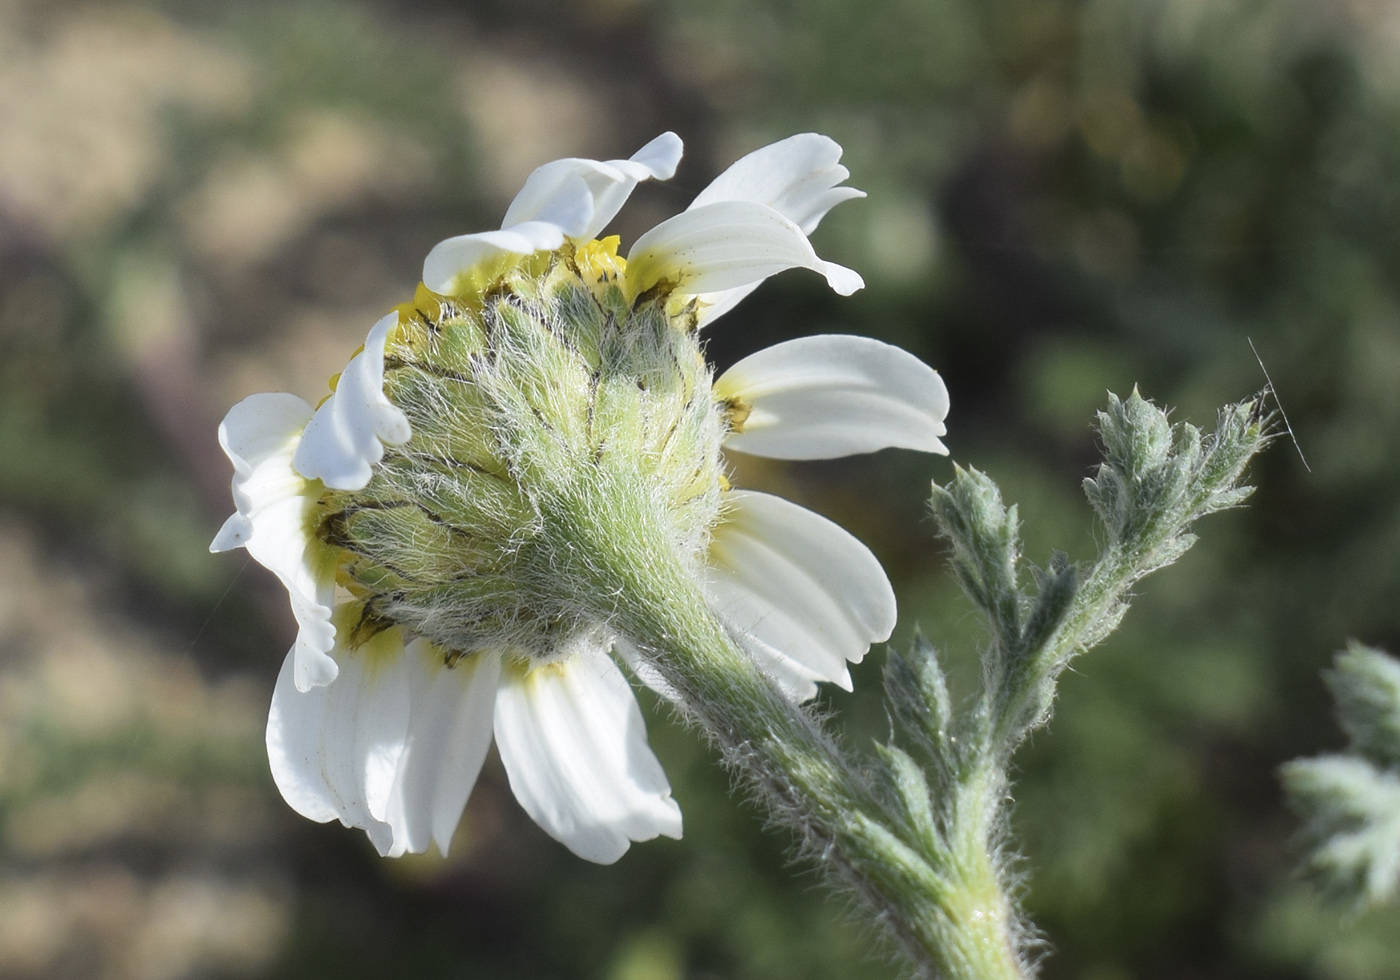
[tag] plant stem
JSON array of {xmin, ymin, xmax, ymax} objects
[{"xmin": 578, "ymin": 503, "xmax": 1027, "ymax": 980}]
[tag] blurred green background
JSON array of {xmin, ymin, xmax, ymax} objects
[{"xmin": 2, "ymin": 0, "xmax": 1398, "ymax": 977}]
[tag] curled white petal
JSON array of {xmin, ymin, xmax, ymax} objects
[
  {"xmin": 626, "ymin": 131, "xmax": 684, "ymax": 180},
  {"xmin": 502, "ymin": 132, "xmax": 683, "ymax": 242},
  {"xmin": 266, "ymin": 642, "xmax": 411, "ymax": 855},
  {"xmin": 382, "ymin": 642, "xmax": 502, "ymax": 857},
  {"xmin": 715, "ymin": 334, "xmax": 949, "ymax": 459},
  {"xmin": 627, "ymin": 200, "xmax": 863, "ymax": 300},
  {"xmin": 293, "ymin": 313, "xmax": 412, "ymax": 491},
  {"xmin": 502, "ymin": 169, "xmax": 597, "ymax": 238},
  {"xmin": 689, "ymin": 133, "xmax": 864, "ymax": 235},
  {"xmin": 685, "ymin": 133, "xmax": 864, "ymax": 324},
  {"xmin": 422, "ymin": 221, "xmax": 567, "ymax": 293},
  {"xmin": 494, "ymin": 644, "xmax": 682, "ymax": 864},
  {"xmin": 702, "ymin": 490, "xmax": 896, "ymax": 702},
  {"xmin": 582, "ymin": 131, "xmax": 684, "ymax": 237},
  {"xmin": 211, "ymin": 392, "xmax": 338, "ymax": 690},
  {"xmin": 422, "ymin": 133, "xmax": 684, "ymax": 292}
]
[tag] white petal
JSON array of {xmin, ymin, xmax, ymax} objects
[
  {"xmin": 381, "ymin": 642, "xmax": 501, "ymax": 857},
  {"xmin": 213, "ymin": 393, "xmax": 313, "ymax": 540},
  {"xmin": 685, "ymin": 134, "xmax": 865, "ymax": 325},
  {"xmin": 293, "ymin": 313, "xmax": 412, "ymax": 491},
  {"xmin": 502, "ymin": 132, "xmax": 683, "ymax": 241},
  {"xmin": 212, "ymin": 392, "xmax": 338, "ymax": 690},
  {"xmin": 421, "ymin": 221, "xmax": 567, "ymax": 293},
  {"xmin": 581, "ymin": 132, "xmax": 684, "ymax": 238},
  {"xmin": 685, "ymin": 282, "xmax": 761, "ymax": 327},
  {"xmin": 626, "ymin": 132, "xmax": 684, "ymax": 181},
  {"xmin": 702, "ymin": 490, "xmax": 896, "ymax": 701},
  {"xmin": 321, "ymin": 643, "xmax": 412, "ymax": 854},
  {"xmin": 266, "ymin": 648, "xmax": 340, "ymax": 824},
  {"xmin": 267, "ymin": 639, "xmax": 412, "ymax": 856},
  {"xmin": 494, "ymin": 645, "xmax": 681, "ymax": 864},
  {"xmin": 613, "ymin": 636, "xmax": 679, "ymax": 702},
  {"xmin": 210, "ymin": 512, "xmax": 252, "ymax": 552},
  {"xmin": 288, "ymin": 582, "xmax": 339, "ymax": 691},
  {"xmin": 688, "ymin": 133, "xmax": 863, "ymax": 235},
  {"xmin": 627, "ymin": 201, "xmax": 863, "ymax": 300},
  {"xmin": 214, "ymin": 392, "xmax": 313, "ymax": 480},
  {"xmin": 718, "ymin": 629, "xmax": 830, "ymax": 704},
  {"xmin": 715, "ymin": 334, "xmax": 950, "ymax": 459},
  {"xmin": 501, "ymin": 169, "xmax": 597, "ymax": 237}
]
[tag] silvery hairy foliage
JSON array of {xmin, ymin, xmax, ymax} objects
[
  {"xmin": 1283, "ymin": 643, "xmax": 1400, "ymax": 909},
  {"xmin": 654, "ymin": 390, "xmax": 1270, "ymax": 980}
]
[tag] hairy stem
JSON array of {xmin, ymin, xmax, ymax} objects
[
  {"xmin": 565, "ymin": 487, "xmax": 1024, "ymax": 980},
  {"xmin": 631, "ymin": 591, "xmax": 1025, "ymax": 980}
]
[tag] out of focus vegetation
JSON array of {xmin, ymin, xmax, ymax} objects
[
  {"xmin": 1, "ymin": 0, "xmax": 1398, "ymax": 977},
  {"xmin": 1283, "ymin": 643, "xmax": 1400, "ymax": 910}
]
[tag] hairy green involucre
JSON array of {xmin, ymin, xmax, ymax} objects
[{"xmin": 315, "ymin": 255, "xmax": 726, "ymax": 661}]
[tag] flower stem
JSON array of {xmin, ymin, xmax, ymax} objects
[
  {"xmin": 565, "ymin": 484, "xmax": 1025, "ymax": 979},
  {"xmin": 625, "ymin": 582, "xmax": 1027, "ymax": 980}
]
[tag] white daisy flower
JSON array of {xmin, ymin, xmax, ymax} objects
[{"xmin": 212, "ymin": 132, "xmax": 950, "ymax": 864}]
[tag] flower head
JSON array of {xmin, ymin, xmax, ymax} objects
[{"xmin": 212, "ymin": 132, "xmax": 950, "ymax": 864}]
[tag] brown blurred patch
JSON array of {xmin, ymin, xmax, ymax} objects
[
  {"xmin": 0, "ymin": 520, "xmax": 289, "ymax": 979},
  {"xmin": 455, "ymin": 50, "xmax": 617, "ymax": 199},
  {"xmin": 181, "ymin": 110, "xmax": 434, "ymax": 269},
  {"xmin": 0, "ymin": 5, "xmax": 251, "ymax": 244}
]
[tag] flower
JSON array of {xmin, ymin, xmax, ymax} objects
[{"xmin": 211, "ymin": 132, "xmax": 950, "ymax": 864}]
